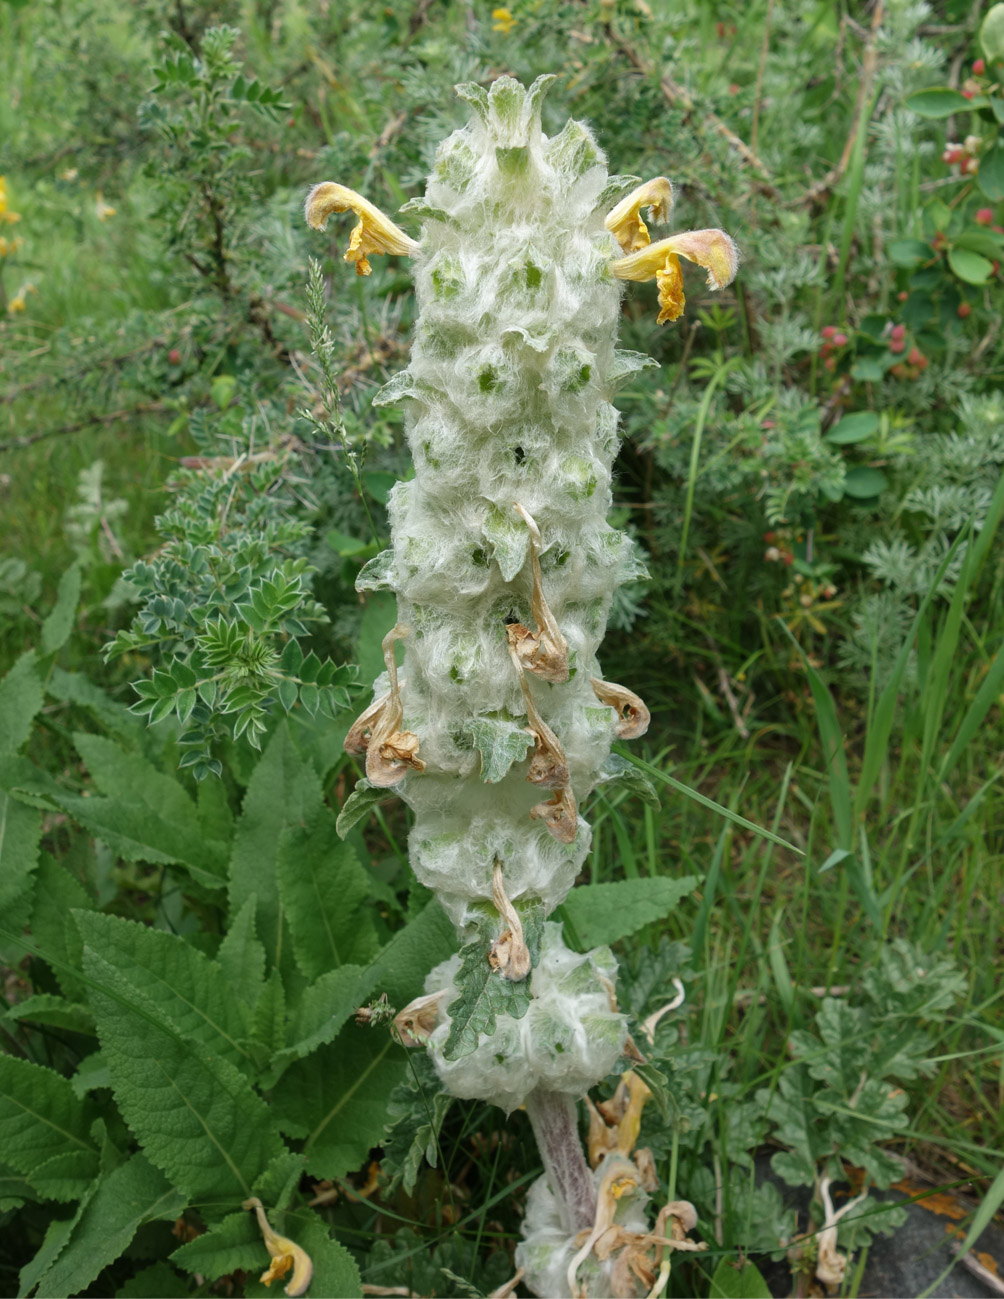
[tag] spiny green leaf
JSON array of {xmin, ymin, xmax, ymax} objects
[
  {"xmin": 558, "ymin": 877, "xmax": 698, "ymax": 951},
  {"xmin": 83, "ymin": 944, "xmax": 285, "ymax": 1204},
  {"xmin": 0, "ymin": 1055, "xmax": 99, "ymax": 1201},
  {"xmin": 31, "ymin": 1154, "xmax": 185, "ymax": 1299},
  {"xmin": 443, "ymin": 912, "xmax": 543, "ymax": 1061},
  {"xmin": 460, "ymin": 716, "xmax": 535, "ymax": 784}
]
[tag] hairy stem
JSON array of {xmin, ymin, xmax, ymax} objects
[{"xmin": 525, "ymin": 1089, "xmax": 596, "ymax": 1234}]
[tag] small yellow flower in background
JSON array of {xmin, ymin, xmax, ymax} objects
[
  {"xmin": 0, "ymin": 176, "xmax": 22, "ymax": 225},
  {"xmin": 304, "ymin": 182, "xmax": 420, "ymax": 276},
  {"xmin": 95, "ymin": 191, "xmax": 116, "ymax": 221},
  {"xmin": 611, "ymin": 227, "xmax": 739, "ymax": 324},
  {"xmin": 8, "ymin": 282, "xmax": 37, "ymax": 314},
  {"xmin": 492, "ymin": 7, "xmax": 516, "ymax": 34},
  {"xmin": 243, "ymin": 1197, "xmax": 314, "ymax": 1297},
  {"xmin": 0, "ymin": 235, "xmax": 25, "ymax": 258},
  {"xmin": 60, "ymin": 167, "xmax": 79, "ymax": 182},
  {"xmin": 605, "ymin": 177, "xmax": 674, "ymax": 253}
]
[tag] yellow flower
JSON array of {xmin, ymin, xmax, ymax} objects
[
  {"xmin": 0, "ymin": 235, "xmax": 24, "ymax": 258},
  {"xmin": 304, "ymin": 182, "xmax": 419, "ymax": 276},
  {"xmin": 611, "ymin": 228, "xmax": 739, "ymax": 324},
  {"xmin": 60, "ymin": 167, "xmax": 79, "ymax": 183},
  {"xmin": 95, "ymin": 192, "xmax": 116, "ymax": 221},
  {"xmin": 605, "ymin": 177, "xmax": 674, "ymax": 253},
  {"xmin": 242, "ymin": 1197, "xmax": 314, "ymax": 1298},
  {"xmin": 492, "ymin": 6, "xmax": 516, "ymax": 33},
  {"xmin": 7, "ymin": 282, "xmax": 36, "ymax": 314}
]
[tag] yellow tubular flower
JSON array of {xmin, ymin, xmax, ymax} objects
[
  {"xmin": 304, "ymin": 182, "xmax": 420, "ymax": 276},
  {"xmin": 242, "ymin": 1197, "xmax": 314, "ymax": 1298},
  {"xmin": 611, "ymin": 228, "xmax": 739, "ymax": 324},
  {"xmin": 604, "ymin": 177, "xmax": 674, "ymax": 253}
]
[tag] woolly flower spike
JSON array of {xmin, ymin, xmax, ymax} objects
[
  {"xmin": 304, "ymin": 182, "xmax": 420, "ymax": 276},
  {"xmin": 242, "ymin": 1197, "xmax": 313, "ymax": 1298},
  {"xmin": 605, "ymin": 178, "xmax": 674, "ymax": 254},
  {"xmin": 611, "ymin": 228, "xmax": 739, "ymax": 324}
]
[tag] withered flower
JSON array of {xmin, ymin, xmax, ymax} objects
[
  {"xmin": 590, "ymin": 677, "xmax": 650, "ymax": 740},
  {"xmin": 487, "ymin": 859, "xmax": 531, "ymax": 981},
  {"xmin": 505, "ymin": 503, "xmax": 569, "ymax": 683}
]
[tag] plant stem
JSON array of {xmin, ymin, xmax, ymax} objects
[{"xmin": 524, "ymin": 1089, "xmax": 595, "ymax": 1234}]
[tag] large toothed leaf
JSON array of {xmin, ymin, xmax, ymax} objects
[
  {"xmin": 443, "ymin": 912, "xmax": 543, "ymax": 1061},
  {"xmin": 0, "ymin": 787, "xmax": 42, "ymax": 959},
  {"xmin": 217, "ymin": 896, "xmax": 267, "ymax": 1009},
  {"xmin": 460, "ymin": 716, "xmax": 535, "ymax": 784},
  {"xmin": 228, "ymin": 723, "xmax": 322, "ymax": 971},
  {"xmin": 262, "ymin": 964, "xmax": 378, "ymax": 1087},
  {"xmin": 481, "ymin": 503, "xmax": 530, "ymax": 581},
  {"xmin": 0, "ymin": 651, "xmax": 44, "ymax": 755},
  {"xmin": 74, "ymin": 912, "xmax": 254, "ymax": 1073},
  {"xmin": 558, "ymin": 877, "xmax": 699, "ymax": 950},
  {"xmin": 83, "ymin": 944, "xmax": 285, "ymax": 1204},
  {"xmin": 29, "ymin": 852, "xmax": 92, "ymax": 1001},
  {"xmin": 276, "ymin": 807, "xmax": 381, "ymax": 980},
  {"xmin": 49, "ymin": 734, "xmax": 228, "ymax": 890},
  {"xmin": 170, "ymin": 1210, "xmax": 264, "ymax": 1282},
  {"xmin": 28, "ymin": 1154, "xmax": 184, "ymax": 1299},
  {"xmin": 0, "ymin": 1055, "xmax": 99, "ymax": 1201}
]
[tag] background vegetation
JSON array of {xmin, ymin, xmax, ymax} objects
[{"xmin": 1, "ymin": 0, "xmax": 1002, "ymax": 1295}]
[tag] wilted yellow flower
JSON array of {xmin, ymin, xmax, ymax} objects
[
  {"xmin": 7, "ymin": 282, "xmax": 36, "ymax": 314},
  {"xmin": 243, "ymin": 1197, "xmax": 314, "ymax": 1297},
  {"xmin": 611, "ymin": 228, "xmax": 739, "ymax": 324},
  {"xmin": 95, "ymin": 192, "xmax": 116, "ymax": 221},
  {"xmin": 605, "ymin": 177, "xmax": 674, "ymax": 253},
  {"xmin": 492, "ymin": 6, "xmax": 516, "ymax": 33},
  {"xmin": 304, "ymin": 182, "xmax": 419, "ymax": 275}
]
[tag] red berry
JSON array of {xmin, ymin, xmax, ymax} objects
[
  {"xmin": 944, "ymin": 149, "xmax": 964, "ymax": 164},
  {"xmin": 973, "ymin": 58, "xmax": 986, "ymax": 75},
  {"xmin": 821, "ymin": 325, "xmax": 837, "ymax": 340},
  {"xmin": 891, "ymin": 323, "xmax": 906, "ymax": 341},
  {"xmin": 897, "ymin": 290, "xmax": 909, "ymax": 301},
  {"xmin": 976, "ymin": 208, "xmax": 994, "ymax": 225},
  {"xmin": 764, "ymin": 531, "xmax": 776, "ymax": 542},
  {"xmin": 832, "ymin": 332, "xmax": 848, "ymax": 347},
  {"xmin": 890, "ymin": 338, "xmax": 905, "ymax": 354},
  {"xmin": 823, "ymin": 356, "xmax": 836, "ymax": 372},
  {"xmin": 958, "ymin": 302, "xmax": 972, "ymax": 318},
  {"xmin": 961, "ymin": 88, "xmax": 975, "ymax": 99},
  {"xmin": 891, "ymin": 363, "xmax": 906, "ymax": 379},
  {"xmin": 169, "ymin": 349, "xmax": 181, "ymax": 365},
  {"xmin": 782, "ymin": 552, "xmax": 794, "ymax": 566},
  {"xmin": 994, "ymin": 260, "xmax": 1002, "ymax": 275},
  {"xmin": 907, "ymin": 346, "xmax": 925, "ymax": 366}
]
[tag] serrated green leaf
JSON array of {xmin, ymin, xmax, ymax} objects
[
  {"xmin": 19, "ymin": 1204, "xmax": 91, "ymax": 1297},
  {"xmin": 218, "ymin": 896, "xmax": 266, "ymax": 1008},
  {"xmin": 46, "ymin": 668, "xmax": 140, "ymax": 741},
  {"xmin": 31, "ymin": 1154, "xmax": 185, "ymax": 1299},
  {"xmin": 274, "ymin": 1023, "xmax": 408, "ymax": 1180},
  {"xmin": 443, "ymin": 913, "xmax": 543, "ymax": 1060},
  {"xmin": 558, "ymin": 877, "xmax": 698, "ymax": 950},
  {"xmin": 75, "ymin": 912, "xmax": 254, "ymax": 1072},
  {"xmin": 115, "ymin": 1262, "xmax": 191, "ymax": 1297},
  {"xmin": 29, "ymin": 852, "xmax": 91, "ymax": 1001},
  {"xmin": 481, "ymin": 503, "xmax": 530, "ymax": 581},
  {"xmin": 40, "ymin": 562, "xmax": 81, "ymax": 655},
  {"xmin": 83, "ymin": 944, "xmax": 286, "ymax": 1203},
  {"xmin": 460, "ymin": 716, "xmax": 535, "ymax": 783},
  {"xmin": 0, "ymin": 787, "xmax": 41, "ymax": 958},
  {"xmin": 4, "ymin": 994, "xmax": 94, "ymax": 1035},
  {"xmin": 251, "ymin": 967, "xmax": 287, "ymax": 1055},
  {"xmin": 0, "ymin": 1055, "xmax": 99, "ymax": 1201},
  {"xmin": 382, "ymin": 1053, "xmax": 453, "ymax": 1196},
  {"xmin": 171, "ymin": 1209, "xmax": 262, "ymax": 1280},
  {"xmin": 0, "ymin": 652, "xmax": 43, "ymax": 755},
  {"xmin": 228, "ymin": 724, "xmax": 322, "ymax": 971},
  {"xmin": 335, "ymin": 778, "xmax": 389, "ymax": 838},
  {"xmin": 276, "ymin": 810, "xmax": 381, "ymax": 979},
  {"xmin": 263, "ymin": 965, "xmax": 376, "ymax": 1087}
]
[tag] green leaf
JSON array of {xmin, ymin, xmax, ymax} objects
[
  {"xmin": 40, "ymin": 562, "xmax": 81, "ymax": 655},
  {"xmin": 74, "ymin": 912, "xmax": 254, "ymax": 1072},
  {"xmin": 335, "ymin": 778, "xmax": 390, "ymax": 838},
  {"xmin": 276, "ymin": 808, "xmax": 381, "ymax": 980},
  {"xmin": 594, "ymin": 753, "xmax": 661, "ymax": 809},
  {"xmin": 443, "ymin": 913, "xmax": 543, "ymax": 1060},
  {"xmin": 57, "ymin": 734, "xmax": 228, "ymax": 888},
  {"xmin": 842, "ymin": 465, "xmax": 888, "ymax": 498},
  {"xmin": 886, "ymin": 238, "xmax": 930, "ymax": 268},
  {"xmin": 0, "ymin": 1055, "xmax": 98, "ymax": 1200},
  {"xmin": 905, "ymin": 87, "xmax": 974, "ymax": 117},
  {"xmin": 31, "ymin": 1155, "xmax": 185, "ymax": 1299},
  {"xmin": 246, "ymin": 1211, "xmax": 362, "ymax": 1298},
  {"xmin": 825, "ymin": 411, "xmax": 879, "ymax": 444},
  {"xmin": 229, "ymin": 724, "xmax": 322, "ymax": 971},
  {"xmin": 116, "ymin": 1262, "xmax": 191, "ymax": 1297},
  {"xmin": 264, "ymin": 964, "xmax": 378, "ymax": 1085},
  {"xmin": 83, "ymin": 944, "xmax": 285, "ymax": 1203},
  {"xmin": 29, "ymin": 852, "xmax": 92, "ymax": 1001},
  {"xmin": 481, "ymin": 503, "xmax": 530, "ymax": 581},
  {"xmin": 953, "ymin": 229, "xmax": 1004, "ymax": 258},
  {"xmin": 274, "ymin": 1023, "xmax": 408, "ymax": 1180},
  {"xmin": 708, "ymin": 1257, "xmax": 772, "ymax": 1298},
  {"xmin": 460, "ymin": 716, "xmax": 535, "ymax": 783},
  {"xmin": 171, "ymin": 1209, "xmax": 262, "ymax": 1280},
  {"xmin": 218, "ymin": 896, "xmax": 267, "ymax": 1008},
  {"xmin": 4, "ymin": 994, "xmax": 94, "ymax": 1035},
  {"xmin": 607, "ymin": 349, "xmax": 659, "ymax": 393},
  {"xmin": 0, "ymin": 786, "xmax": 41, "ymax": 958},
  {"xmin": 558, "ymin": 877, "xmax": 698, "ymax": 950},
  {"xmin": 46, "ymin": 667, "xmax": 140, "ymax": 741},
  {"xmin": 977, "ymin": 142, "xmax": 1004, "ymax": 202},
  {"xmin": 948, "ymin": 245, "xmax": 995, "ymax": 284},
  {"xmin": 0, "ymin": 652, "xmax": 43, "ymax": 755}
]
